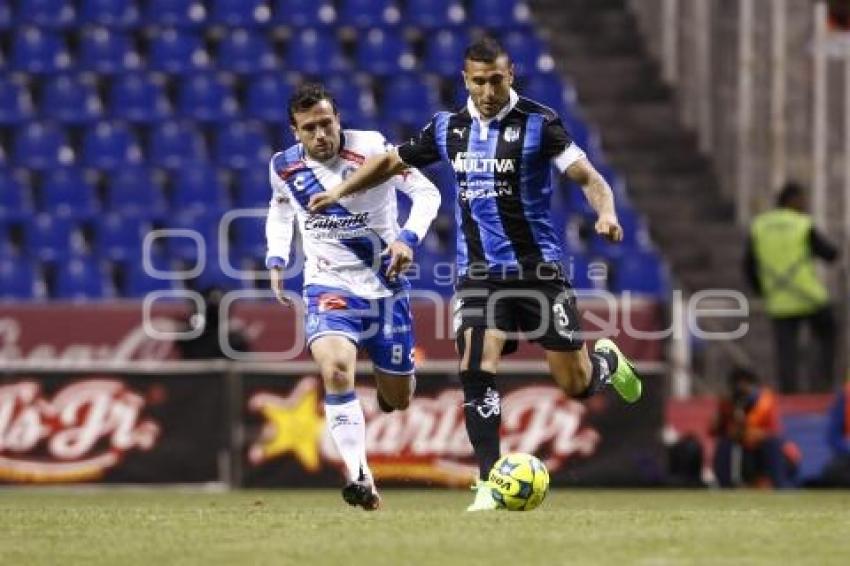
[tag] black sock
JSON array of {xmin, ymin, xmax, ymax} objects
[
  {"xmin": 575, "ymin": 351, "xmax": 619, "ymax": 399},
  {"xmin": 460, "ymin": 370, "xmax": 501, "ymax": 481}
]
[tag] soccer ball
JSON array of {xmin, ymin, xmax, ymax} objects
[{"xmin": 487, "ymin": 452, "xmax": 550, "ymax": 511}]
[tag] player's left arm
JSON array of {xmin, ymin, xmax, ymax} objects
[
  {"xmin": 386, "ymin": 168, "xmax": 442, "ymax": 279},
  {"xmin": 565, "ymin": 158, "xmax": 623, "ymax": 243}
]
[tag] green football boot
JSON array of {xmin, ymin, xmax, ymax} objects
[
  {"xmin": 466, "ymin": 480, "xmax": 499, "ymax": 512},
  {"xmin": 594, "ymin": 338, "xmax": 642, "ymax": 403}
]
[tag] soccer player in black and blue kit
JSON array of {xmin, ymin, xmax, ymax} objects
[{"xmin": 309, "ymin": 37, "xmax": 643, "ymax": 511}]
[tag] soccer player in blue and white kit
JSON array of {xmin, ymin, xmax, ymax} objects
[
  {"xmin": 266, "ymin": 83, "xmax": 440, "ymax": 510},
  {"xmin": 309, "ymin": 38, "xmax": 643, "ymax": 511}
]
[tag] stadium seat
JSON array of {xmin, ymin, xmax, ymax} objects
[
  {"xmin": 234, "ymin": 169, "xmax": 271, "ymax": 209},
  {"xmin": 216, "ymin": 29, "xmax": 276, "ymax": 74},
  {"xmin": 17, "ymin": 0, "xmax": 77, "ymax": 29},
  {"xmin": 94, "ymin": 213, "xmax": 149, "ymax": 261},
  {"xmin": 0, "ymin": 170, "xmax": 33, "ymax": 221},
  {"xmin": 122, "ymin": 259, "xmax": 175, "ymax": 298},
  {"xmin": 244, "ymin": 73, "xmax": 292, "ymax": 124},
  {"xmin": 272, "ymin": 0, "xmax": 336, "ymax": 27},
  {"xmin": 0, "ymin": 259, "xmax": 39, "ymax": 300},
  {"xmin": 0, "ymin": 2, "xmax": 12, "ymax": 30},
  {"xmin": 211, "ymin": 0, "xmax": 272, "ymax": 27},
  {"xmin": 230, "ymin": 215, "xmax": 267, "ymax": 258},
  {"xmin": 79, "ymin": 27, "xmax": 141, "ymax": 74},
  {"xmin": 214, "ymin": 121, "xmax": 271, "ymax": 169},
  {"xmin": 522, "ymin": 73, "xmax": 568, "ymax": 115},
  {"xmin": 40, "ymin": 74, "xmax": 104, "ymax": 124},
  {"xmin": 381, "ymin": 74, "xmax": 440, "ymax": 127},
  {"xmin": 404, "ymin": 0, "xmax": 465, "ymax": 29},
  {"xmin": 566, "ymin": 252, "xmax": 607, "ymax": 292},
  {"xmin": 24, "ymin": 214, "xmax": 82, "ymax": 261},
  {"xmin": 108, "ymin": 72, "xmax": 172, "ymax": 122},
  {"xmin": 283, "ymin": 29, "xmax": 348, "ymax": 75},
  {"xmin": 502, "ymin": 30, "xmax": 551, "ymax": 77},
  {"xmin": 11, "ymin": 27, "xmax": 71, "ymax": 73},
  {"xmin": 144, "ymin": 0, "xmax": 207, "ymax": 28},
  {"xmin": 422, "ymin": 29, "xmax": 469, "ymax": 77},
  {"xmin": 324, "ymin": 74, "xmax": 376, "ymax": 125},
  {"xmin": 0, "ymin": 78, "xmax": 35, "ymax": 124},
  {"xmin": 79, "ymin": 0, "xmax": 141, "ymax": 28},
  {"xmin": 163, "ymin": 211, "xmax": 224, "ymax": 262},
  {"xmin": 338, "ymin": 0, "xmax": 401, "ymax": 28},
  {"xmin": 610, "ymin": 250, "xmax": 670, "ymax": 298},
  {"xmin": 148, "ymin": 28, "xmax": 210, "ymax": 74},
  {"xmin": 470, "ymin": 0, "xmax": 533, "ymax": 30},
  {"xmin": 40, "ymin": 167, "xmax": 100, "ymax": 219},
  {"xmin": 355, "ymin": 29, "xmax": 414, "ymax": 76},
  {"xmin": 53, "ymin": 257, "xmax": 111, "ymax": 300},
  {"xmin": 13, "ymin": 123, "xmax": 73, "ymax": 170},
  {"xmin": 148, "ymin": 120, "xmax": 208, "ymax": 169},
  {"xmin": 171, "ymin": 165, "xmax": 230, "ymax": 213},
  {"xmin": 176, "ymin": 72, "xmax": 239, "ymax": 123},
  {"xmin": 105, "ymin": 165, "xmax": 169, "ymax": 219},
  {"xmin": 81, "ymin": 121, "xmax": 143, "ymax": 171}
]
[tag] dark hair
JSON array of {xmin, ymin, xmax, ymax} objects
[
  {"xmin": 288, "ymin": 82, "xmax": 338, "ymax": 125},
  {"xmin": 776, "ymin": 181, "xmax": 804, "ymax": 207},
  {"xmin": 464, "ymin": 37, "xmax": 509, "ymax": 64}
]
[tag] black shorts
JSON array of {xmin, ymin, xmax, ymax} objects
[{"xmin": 453, "ymin": 268, "xmax": 583, "ymax": 355}]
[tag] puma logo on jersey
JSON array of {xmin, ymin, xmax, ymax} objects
[{"xmin": 453, "ymin": 127, "xmax": 466, "ymax": 138}]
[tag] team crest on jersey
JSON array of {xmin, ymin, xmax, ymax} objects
[
  {"xmin": 503, "ymin": 126, "xmax": 520, "ymax": 143},
  {"xmin": 318, "ymin": 293, "xmax": 348, "ymax": 312},
  {"xmin": 290, "ymin": 175, "xmax": 306, "ymax": 192}
]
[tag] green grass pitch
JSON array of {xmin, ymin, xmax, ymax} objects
[{"xmin": 1, "ymin": 489, "xmax": 849, "ymax": 565}]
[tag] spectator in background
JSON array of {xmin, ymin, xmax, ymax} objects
[
  {"xmin": 712, "ymin": 367, "xmax": 799, "ymax": 488},
  {"xmin": 744, "ymin": 182, "xmax": 839, "ymax": 393},
  {"xmin": 176, "ymin": 287, "xmax": 249, "ymax": 359},
  {"xmin": 817, "ymin": 380, "xmax": 850, "ymax": 486}
]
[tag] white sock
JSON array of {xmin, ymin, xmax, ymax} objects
[{"xmin": 324, "ymin": 393, "xmax": 371, "ymax": 484}]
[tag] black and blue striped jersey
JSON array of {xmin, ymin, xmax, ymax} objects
[{"xmin": 397, "ymin": 90, "xmax": 583, "ymax": 279}]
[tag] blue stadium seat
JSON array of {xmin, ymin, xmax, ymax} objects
[
  {"xmin": 148, "ymin": 120, "xmax": 208, "ymax": 169},
  {"xmin": 11, "ymin": 27, "xmax": 71, "ymax": 73},
  {"xmin": 79, "ymin": 0, "xmax": 141, "ymax": 28},
  {"xmin": 245, "ymin": 73, "xmax": 292, "ymax": 124},
  {"xmin": 422, "ymin": 30, "xmax": 469, "ymax": 76},
  {"xmin": 94, "ymin": 213, "xmax": 149, "ymax": 261},
  {"xmin": 144, "ymin": 0, "xmax": 207, "ymax": 28},
  {"xmin": 163, "ymin": 211, "xmax": 223, "ymax": 261},
  {"xmin": 470, "ymin": 0, "xmax": 533, "ymax": 30},
  {"xmin": 214, "ymin": 121, "xmax": 271, "ymax": 169},
  {"xmin": 41, "ymin": 74, "xmax": 104, "ymax": 124},
  {"xmin": 216, "ymin": 29, "xmax": 276, "ymax": 74},
  {"xmin": 404, "ymin": 0, "xmax": 465, "ymax": 29},
  {"xmin": 0, "ymin": 78, "xmax": 35, "ymax": 125},
  {"xmin": 355, "ymin": 29, "xmax": 414, "ymax": 76},
  {"xmin": 148, "ymin": 29, "xmax": 210, "ymax": 74},
  {"xmin": 0, "ymin": 2, "xmax": 12, "ymax": 30},
  {"xmin": 283, "ymin": 29, "xmax": 348, "ymax": 75},
  {"xmin": 324, "ymin": 74, "xmax": 375, "ymax": 125},
  {"xmin": 109, "ymin": 72, "xmax": 172, "ymax": 122},
  {"xmin": 0, "ymin": 170, "xmax": 33, "ymax": 221},
  {"xmin": 502, "ymin": 30, "xmax": 550, "ymax": 77},
  {"xmin": 191, "ymin": 256, "xmax": 243, "ymax": 291},
  {"xmin": 522, "ymin": 73, "xmax": 568, "ymax": 115},
  {"xmin": 381, "ymin": 74, "xmax": 440, "ymax": 127},
  {"xmin": 171, "ymin": 165, "xmax": 230, "ymax": 212},
  {"xmin": 234, "ymin": 169, "xmax": 271, "ymax": 209},
  {"xmin": 211, "ymin": 0, "xmax": 271, "ymax": 27},
  {"xmin": 272, "ymin": 0, "xmax": 336, "ymax": 27},
  {"xmin": 53, "ymin": 257, "xmax": 110, "ymax": 300},
  {"xmin": 13, "ymin": 123, "xmax": 73, "ymax": 170},
  {"xmin": 0, "ymin": 259, "xmax": 39, "ymax": 300},
  {"xmin": 79, "ymin": 27, "xmax": 140, "ymax": 74},
  {"xmin": 105, "ymin": 165, "xmax": 169, "ymax": 219},
  {"xmin": 24, "ymin": 214, "xmax": 81, "ymax": 261},
  {"xmin": 18, "ymin": 0, "xmax": 77, "ymax": 29},
  {"xmin": 40, "ymin": 167, "xmax": 100, "ymax": 219},
  {"xmin": 177, "ymin": 72, "xmax": 239, "ymax": 123},
  {"xmin": 230, "ymin": 215, "xmax": 266, "ymax": 257},
  {"xmin": 339, "ymin": 0, "xmax": 400, "ymax": 28},
  {"xmin": 82, "ymin": 121, "xmax": 143, "ymax": 170},
  {"xmin": 122, "ymin": 258, "xmax": 175, "ymax": 298},
  {"xmin": 610, "ymin": 250, "xmax": 669, "ymax": 298}
]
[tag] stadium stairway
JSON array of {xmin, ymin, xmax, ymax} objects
[{"xmin": 530, "ymin": 0, "xmax": 776, "ymax": 387}]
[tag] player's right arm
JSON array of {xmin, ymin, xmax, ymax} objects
[
  {"xmin": 308, "ymin": 117, "xmax": 443, "ymax": 213},
  {"xmin": 266, "ymin": 158, "xmax": 296, "ymax": 307}
]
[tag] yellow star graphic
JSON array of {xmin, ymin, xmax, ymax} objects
[{"xmin": 254, "ymin": 382, "xmax": 324, "ymax": 471}]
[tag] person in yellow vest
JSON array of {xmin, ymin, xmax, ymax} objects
[{"xmin": 744, "ymin": 182, "xmax": 839, "ymax": 393}]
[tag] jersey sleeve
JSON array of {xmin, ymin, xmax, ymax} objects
[
  {"xmin": 394, "ymin": 168, "xmax": 441, "ymax": 246},
  {"xmin": 396, "ymin": 116, "xmax": 441, "ymax": 169},
  {"xmin": 265, "ymin": 158, "xmax": 296, "ymax": 269},
  {"xmin": 543, "ymin": 116, "xmax": 587, "ymax": 173}
]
